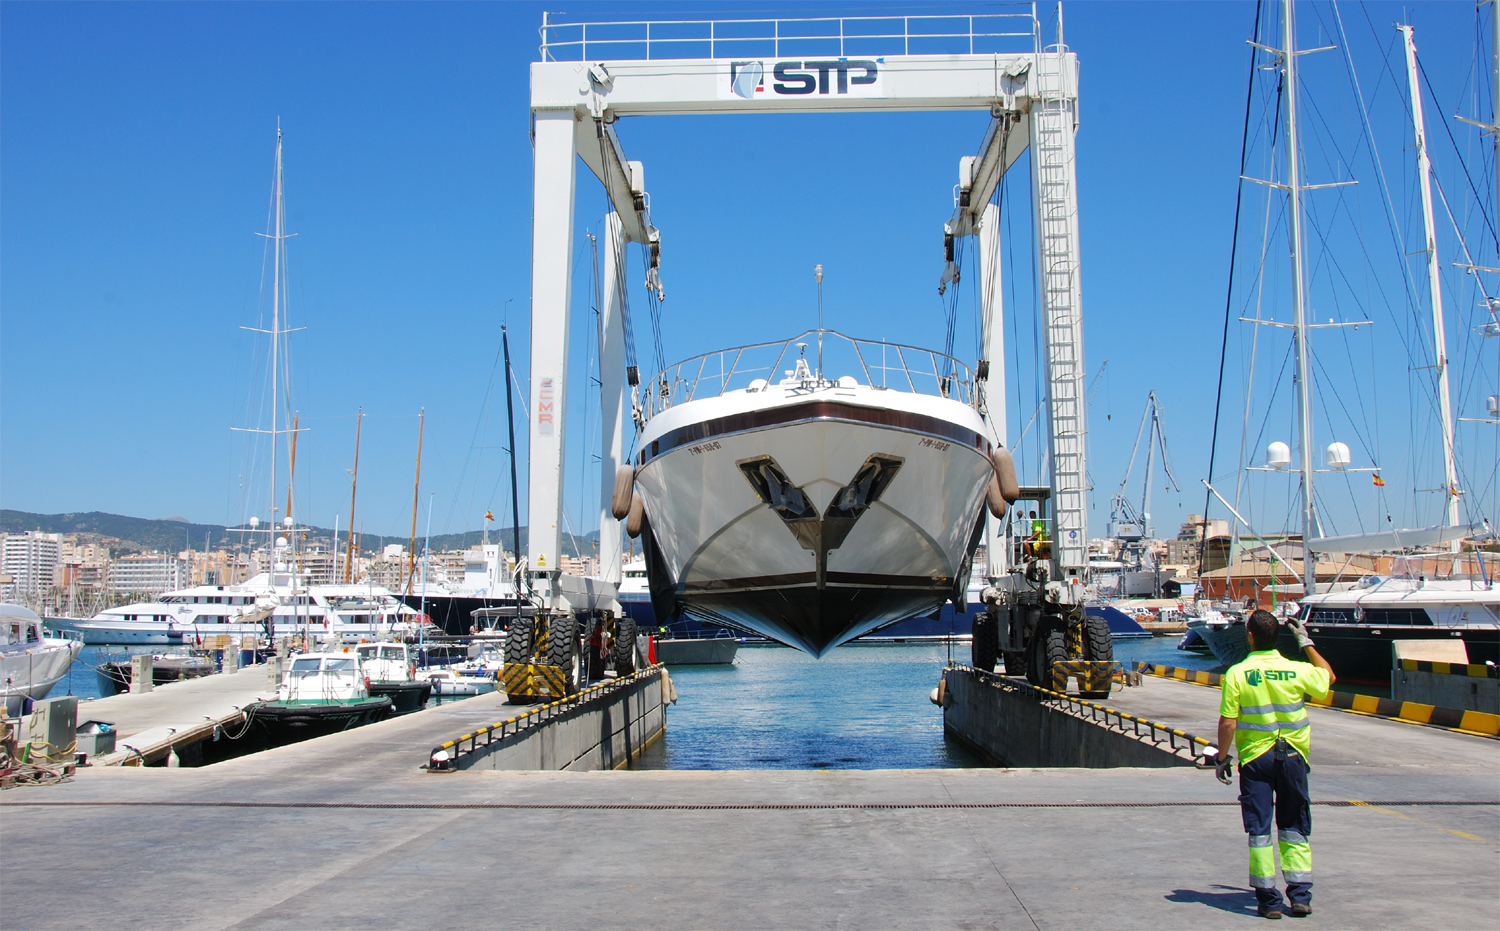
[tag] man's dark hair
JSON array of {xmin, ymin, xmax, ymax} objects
[{"xmin": 1246, "ymin": 609, "xmax": 1279, "ymax": 650}]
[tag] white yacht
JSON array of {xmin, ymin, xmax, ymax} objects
[
  {"xmin": 52, "ymin": 572, "xmax": 428, "ymax": 645},
  {"xmin": 627, "ymin": 332, "xmax": 1006, "ymax": 656},
  {"xmin": 395, "ymin": 543, "xmax": 519, "ymax": 635},
  {"xmin": 2, "ymin": 603, "xmax": 84, "ymax": 716}
]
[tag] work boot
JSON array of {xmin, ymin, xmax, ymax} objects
[
  {"xmin": 1257, "ymin": 905, "xmax": 1283, "ymax": 920},
  {"xmin": 1287, "ymin": 903, "xmax": 1311, "ymax": 918}
]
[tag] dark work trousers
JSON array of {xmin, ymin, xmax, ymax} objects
[{"xmin": 1238, "ymin": 738, "xmax": 1313, "ymax": 909}]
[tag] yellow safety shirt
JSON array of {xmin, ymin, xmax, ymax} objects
[{"xmin": 1220, "ymin": 648, "xmax": 1332, "ymax": 763}]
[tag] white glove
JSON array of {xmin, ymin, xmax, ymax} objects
[{"xmin": 1284, "ymin": 616, "xmax": 1315, "ymax": 650}]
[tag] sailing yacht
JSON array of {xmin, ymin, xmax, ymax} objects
[
  {"xmin": 628, "ymin": 332, "xmax": 1006, "ymax": 656},
  {"xmin": 1201, "ymin": 4, "xmax": 1498, "ymax": 682}
]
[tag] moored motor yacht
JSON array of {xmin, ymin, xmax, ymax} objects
[
  {"xmin": 2, "ymin": 603, "xmax": 84, "ymax": 716},
  {"xmin": 627, "ymin": 332, "xmax": 1011, "ymax": 656},
  {"xmin": 52, "ymin": 573, "xmax": 429, "ymax": 645},
  {"xmin": 1291, "ymin": 570, "xmax": 1499, "ymax": 684}
]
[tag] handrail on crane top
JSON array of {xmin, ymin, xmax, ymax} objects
[{"xmin": 538, "ymin": 8, "xmax": 1044, "ymax": 62}]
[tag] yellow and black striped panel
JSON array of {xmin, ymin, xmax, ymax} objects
[
  {"xmin": 1050, "ymin": 660, "xmax": 1114, "ymax": 694},
  {"xmin": 1399, "ymin": 659, "xmax": 1499, "ymax": 679},
  {"xmin": 1135, "ymin": 662, "xmax": 1500, "ymax": 738},
  {"xmin": 501, "ymin": 662, "xmax": 568, "ymax": 700}
]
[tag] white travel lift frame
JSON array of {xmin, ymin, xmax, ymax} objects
[{"xmin": 510, "ymin": 7, "xmax": 1107, "ymax": 701}]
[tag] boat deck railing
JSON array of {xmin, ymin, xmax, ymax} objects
[
  {"xmin": 539, "ymin": 9, "xmax": 1041, "ymax": 62},
  {"xmin": 641, "ymin": 329, "xmax": 978, "ymax": 419}
]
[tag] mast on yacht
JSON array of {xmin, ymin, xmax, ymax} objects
[
  {"xmin": 1279, "ymin": 0, "xmax": 1319, "ymax": 597},
  {"xmin": 1399, "ymin": 24, "xmax": 1462, "ymax": 544}
]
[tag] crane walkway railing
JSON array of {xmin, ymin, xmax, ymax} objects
[{"xmin": 540, "ymin": 10, "xmax": 1042, "ymax": 62}]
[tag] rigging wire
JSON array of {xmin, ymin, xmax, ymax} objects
[{"xmin": 1200, "ymin": 0, "xmax": 1264, "ymax": 574}]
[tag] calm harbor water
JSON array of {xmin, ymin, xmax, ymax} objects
[
  {"xmin": 635, "ymin": 635, "xmax": 1223, "ymax": 770},
  {"xmin": 53, "ymin": 635, "xmax": 1230, "ymax": 769}
]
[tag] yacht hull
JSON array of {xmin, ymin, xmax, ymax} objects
[
  {"xmin": 635, "ymin": 396, "xmax": 992, "ymax": 656},
  {"xmin": 1, "ymin": 639, "xmax": 83, "ymax": 716}
]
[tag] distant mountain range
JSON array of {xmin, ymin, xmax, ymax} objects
[{"xmin": 0, "ymin": 509, "xmax": 600, "ymax": 558}]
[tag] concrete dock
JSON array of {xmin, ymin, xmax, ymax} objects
[
  {"xmin": 3, "ymin": 669, "xmax": 1496, "ymax": 929},
  {"xmin": 76, "ymin": 663, "xmax": 275, "ymax": 765}
]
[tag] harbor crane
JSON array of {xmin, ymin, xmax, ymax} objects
[{"xmin": 508, "ymin": 6, "xmax": 1108, "ymax": 699}]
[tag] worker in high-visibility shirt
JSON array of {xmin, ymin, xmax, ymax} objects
[{"xmin": 1214, "ymin": 608, "xmax": 1335, "ymax": 920}]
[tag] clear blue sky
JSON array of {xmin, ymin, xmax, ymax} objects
[{"xmin": 3, "ymin": 1, "xmax": 1495, "ymax": 548}]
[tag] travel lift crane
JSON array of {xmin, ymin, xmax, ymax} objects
[
  {"xmin": 946, "ymin": 15, "xmax": 1115, "ymax": 698},
  {"xmin": 515, "ymin": 8, "xmax": 1106, "ymax": 699},
  {"xmin": 1106, "ymin": 391, "xmax": 1181, "ymax": 597},
  {"xmin": 501, "ymin": 73, "xmax": 662, "ymax": 701}
]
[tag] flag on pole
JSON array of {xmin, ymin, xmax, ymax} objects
[
  {"xmin": 1372, "ymin": 474, "xmax": 1386, "ymax": 487},
  {"xmin": 484, "ymin": 510, "xmax": 495, "ymax": 521}
]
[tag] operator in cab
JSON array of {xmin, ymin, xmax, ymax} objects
[{"xmin": 1214, "ymin": 608, "xmax": 1335, "ymax": 920}]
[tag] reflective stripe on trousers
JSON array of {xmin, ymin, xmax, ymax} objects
[{"xmin": 1248, "ymin": 834, "xmax": 1276, "ymax": 888}]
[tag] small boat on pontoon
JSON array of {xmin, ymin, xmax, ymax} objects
[
  {"xmin": 626, "ymin": 331, "xmax": 1012, "ymax": 657},
  {"xmin": 246, "ymin": 652, "xmax": 393, "ymax": 744},
  {"xmin": 354, "ymin": 641, "xmax": 432, "ymax": 714}
]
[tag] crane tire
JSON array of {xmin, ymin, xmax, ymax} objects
[
  {"xmin": 544, "ymin": 614, "xmax": 580, "ymax": 694},
  {"xmin": 1026, "ymin": 622, "xmax": 1068, "ymax": 689},
  {"xmin": 505, "ymin": 618, "xmax": 533, "ymax": 665},
  {"xmin": 1079, "ymin": 611, "xmax": 1114, "ymax": 698},
  {"xmin": 613, "ymin": 616, "xmax": 637, "ymax": 676}
]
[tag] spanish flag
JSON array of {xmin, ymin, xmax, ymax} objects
[
  {"xmin": 484, "ymin": 510, "xmax": 495, "ymax": 521},
  {"xmin": 1372, "ymin": 474, "xmax": 1386, "ymax": 487}
]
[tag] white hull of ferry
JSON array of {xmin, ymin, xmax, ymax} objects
[{"xmin": 634, "ymin": 382, "xmax": 993, "ymax": 655}]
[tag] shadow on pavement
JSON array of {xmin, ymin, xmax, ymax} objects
[{"xmin": 1165, "ymin": 885, "xmax": 1260, "ymax": 916}]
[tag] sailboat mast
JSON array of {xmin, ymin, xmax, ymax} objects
[
  {"xmin": 270, "ymin": 128, "xmax": 283, "ymax": 535},
  {"xmin": 1400, "ymin": 24, "xmax": 1462, "ymax": 539},
  {"xmin": 1282, "ymin": 0, "xmax": 1318, "ymax": 597},
  {"xmin": 502, "ymin": 326, "xmax": 523, "ymax": 592},
  {"xmin": 406, "ymin": 408, "xmax": 425, "ymax": 591},
  {"xmin": 345, "ymin": 408, "xmax": 362, "ymax": 582}
]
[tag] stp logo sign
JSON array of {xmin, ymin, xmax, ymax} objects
[{"xmin": 721, "ymin": 59, "xmax": 882, "ymax": 100}]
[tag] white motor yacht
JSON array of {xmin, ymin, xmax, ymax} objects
[
  {"xmin": 629, "ymin": 333, "xmax": 1006, "ymax": 656},
  {"xmin": 2, "ymin": 603, "xmax": 84, "ymax": 716},
  {"xmin": 53, "ymin": 572, "xmax": 428, "ymax": 645}
]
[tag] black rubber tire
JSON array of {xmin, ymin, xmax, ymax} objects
[
  {"xmin": 1002, "ymin": 651, "xmax": 1026, "ymax": 676},
  {"xmin": 1026, "ymin": 622, "xmax": 1068, "ymax": 688},
  {"xmin": 970, "ymin": 612, "xmax": 998, "ymax": 672},
  {"xmin": 505, "ymin": 618, "xmax": 533, "ymax": 665},
  {"xmin": 1079, "ymin": 611, "xmax": 1114, "ymax": 698},
  {"xmin": 544, "ymin": 614, "xmax": 580, "ymax": 694},
  {"xmin": 613, "ymin": 616, "xmax": 638, "ymax": 675}
]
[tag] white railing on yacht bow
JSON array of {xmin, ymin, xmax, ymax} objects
[{"xmin": 639, "ymin": 329, "xmax": 977, "ymax": 419}]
